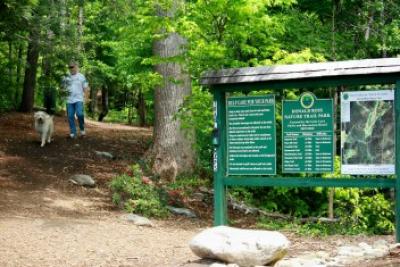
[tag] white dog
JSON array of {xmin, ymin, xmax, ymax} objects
[{"xmin": 34, "ymin": 111, "xmax": 54, "ymax": 147}]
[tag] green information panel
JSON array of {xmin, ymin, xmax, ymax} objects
[
  {"xmin": 282, "ymin": 92, "xmax": 334, "ymax": 173},
  {"xmin": 226, "ymin": 95, "xmax": 276, "ymax": 175}
]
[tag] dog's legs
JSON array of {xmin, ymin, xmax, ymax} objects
[
  {"xmin": 47, "ymin": 122, "xmax": 54, "ymax": 143},
  {"xmin": 41, "ymin": 134, "xmax": 46, "ymax": 147}
]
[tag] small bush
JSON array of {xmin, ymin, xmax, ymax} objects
[{"xmin": 109, "ymin": 164, "xmax": 168, "ymax": 217}]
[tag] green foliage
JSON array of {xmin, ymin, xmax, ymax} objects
[
  {"xmin": 334, "ymin": 188, "xmax": 394, "ymax": 234},
  {"xmin": 109, "ymin": 164, "xmax": 168, "ymax": 217},
  {"xmin": 166, "ymin": 174, "xmax": 210, "ymax": 192},
  {"xmin": 176, "ymin": 84, "xmax": 213, "ymax": 173},
  {"xmin": 233, "ymin": 156, "xmax": 395, "ymax": 234},
  {"xmin": 257, "ymin": 217, "xmax": 364, "ymax": 236}
]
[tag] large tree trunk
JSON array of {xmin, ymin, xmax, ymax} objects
[
  {"xmin": 42, "ymin": 26, "xmax": 56, "ymax": 114},
  {"xmin": 20, "ymin": 30, "xmax": 39, "ymax": 113},
  {"xmin": 149, "ymin": 1, "xmax": 196, "ymax": 181}
]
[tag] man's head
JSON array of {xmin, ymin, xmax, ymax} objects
[{"xmin": 68, "ymin": 61, "xmax": 79, "ymax": 75}]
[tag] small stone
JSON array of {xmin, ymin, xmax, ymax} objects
[
  {"xmin": 94, "ymin": 151, "xmax": 114, "ymax": 159},
  {"xmin": 167, "ymin": 206, "xmax": 197, "ymax": 218},
  {"xmin": 123, "ymin": 214, "xmax": 153, "ymax": 227},
  {"xmin": 275, "ymin": 258, "xmax": 326, "ymax": 267},
  {"xmin": 389, "ymin": 243, "xmax": 400, "ymax": 250},
  {"xmin": 373, "ymin": 239, "xmax": 389, "ymax": 248},
  {"xmin": 192, "ymin": 192, "xmax": 205, "ymax": 201},
  {"xmin": 69, "ymin": 174, "xmax": 95, "ymax": 187}
]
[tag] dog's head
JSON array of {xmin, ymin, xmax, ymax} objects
[{"xmin": 34, "ymin": 111, "xmax": 50, "ymax": 124}]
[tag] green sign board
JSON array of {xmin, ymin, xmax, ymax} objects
[
  {"xmin": 282, "ymin": 92, "xmax": 334, "ymax": 173},
  {"xmin": 226, "ymin": 95, "xmax": 276, "ymax": 175}
]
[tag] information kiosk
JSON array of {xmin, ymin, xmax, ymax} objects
[{"xmin": 201, "ymin": 58, "xmax": 400, "ymax": 241}]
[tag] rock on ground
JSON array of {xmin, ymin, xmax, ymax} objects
[
  {"xmin": 69, "ymin": 174, "xmax": 96, "ymax": 187},
  {"xmin": 189, "ymin": 226, "xmax": 290, "ymax": 267},
  {"xmin": 122, "ymin": 214, "xmax": 153, "ymax": 227}
]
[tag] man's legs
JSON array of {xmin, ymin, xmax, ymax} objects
[
  {"xmin": 75, "ymin": 101, "xmax": 85, "ymax": 135},
  {"xmin": 66, "ymin": 103, "xmax": 77, "ymax": 137}
]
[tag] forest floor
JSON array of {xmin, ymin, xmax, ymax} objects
[{"xmin": 0, "ymin": 112, "xmax": 399, "ymax": 267}]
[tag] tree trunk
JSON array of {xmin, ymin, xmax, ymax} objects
[
  {"xmin": 60, "ymin": 0, "xmax": 67, "ymax": 34},
  {"xmin": 365, "ymin": 8, "xmax": 374, "ymax": 41},
  {"xmin": 14, "ymin": 43, "xmax": 24, "ymax": 109},
  {"xmin": 77, "ymin": 0, "xmax": 84, "ymax": 52},
  {"xmin": 98, "ymin": 86, "xmax": 109, "ymax": 121},
  {"xmin": 152, "ymin": 33, "xmax": 196, "ymax": 180},
  {"xmin": 88, "ymin": 87, "xmax": 96, "ymax": 115},
  {"xmin": 149, "ymin": 0, "xmax": 196, "ymax": 181},
  {"xmin": 137, "ymin": 88, "xmax": 146, "ymax": 126},
  {"xmin": 8, "ymin": 41, "xmax": 13, "ymax": 88},
  {"xmin": 20, "ymin": 30, "xmax": 40, "ymax": 113},
  {"xmin": 380, "ymin": 0, "xmax": 387, "ymax": 58}
]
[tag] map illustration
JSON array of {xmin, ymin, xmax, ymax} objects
[{"xmin": 341, "ymin": 90, "xmax": 395, "ymax": 175}]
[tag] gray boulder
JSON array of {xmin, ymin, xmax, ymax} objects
[
  {"xmin": 189, "ymin": 226, "xmax": 290, "ymax": 267},
  {"xmin": 69, "ymin": 174, "xmax": 96, "ymax": 187}
]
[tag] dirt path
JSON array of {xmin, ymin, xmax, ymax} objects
[
  {"xmin": 0, "ymin": 112, "xmax": 207, "ymax": 267},
  {"xmin": 0, "ymin": 112, "xmax": 399, "ymax": 267},
  {"xmin": 0, "ymin": 216, "xmax": 203, "ymax": 267}
]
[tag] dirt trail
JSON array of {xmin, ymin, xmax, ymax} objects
[
  {"xmin": 0, "ymin": 112, "xmax": 151, "ymax": 217},
  {"xmin": 0, "ymin": 112, "xmax": 205, "ymax": 266}
]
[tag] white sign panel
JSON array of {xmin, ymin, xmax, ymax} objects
[{"xmin": 341, "ymin": 90, "xmax": 395, "ymax": 175}]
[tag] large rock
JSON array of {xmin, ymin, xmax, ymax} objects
[{"xmin": 189, "ymin": 226, "xmax": 290, "ymax": 267}]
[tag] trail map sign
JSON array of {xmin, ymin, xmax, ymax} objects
[
  {"xmin": 341, "ymin": 90, "xmax": 395, "ymax": 175},
  {"xmin": 226, "ymin": 95, "xmax": 276, "ymax": 175},
  {"xmin": 282, "ymin": 93, "xmax": 334, "ymax": 173},
  {"xmin": 202, "ymin": 57, "xmax": 400, "ymax": 241}
]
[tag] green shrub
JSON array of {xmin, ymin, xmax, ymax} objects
[
  {"xmin": 334, "ymin": 188, "xmax": 394, "ymax": 234},
  {"xmin": 109, "ymin": 164, "xmax": 168, "ymax": 217}
]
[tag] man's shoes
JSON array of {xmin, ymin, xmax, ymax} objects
[
  {"xmin": 68, "ymin": 133, "xmax": 76, "ymax": 139},
  {"xmin": 80, "ymin": 130, "xmax": 86, "ymax": 137}
]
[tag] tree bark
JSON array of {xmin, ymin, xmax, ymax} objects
[
  {"xmin": 98, "ymin": 86, "xmax": 109, "ymax": 121},
  {"xmin": 149, "ymin": 0, "xmax": 196, "ymax": 181},
  {"xmin": 137, "ymin": 88, "xmax": 146, "ymax": 126},
  {"xmin": 20, "ymin": 30, "xmax": 40, "ymax": 113},
  {"xmin": 88, "ymin": 87, "xmax": 96, "ymax": 115},
  {"xmin": 77, "ymin": 0, "xmax": 84, "ymax": 52},
  {"xmin": 8, "ymin": 41, "xmax": 13, "ymax": 88},
  {"xmin": 14, "ymin": 43, "xmax": 24, "ymax": 109},
  {"xmin": 380, "ymin": 0, "xmax": 387, "ymax": 58}
]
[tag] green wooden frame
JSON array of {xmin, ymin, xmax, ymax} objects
[{"xmin": 211, "ymin": 73, "xmax": 400, "ymax": 241}]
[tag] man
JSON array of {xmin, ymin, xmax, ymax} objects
[{"xmin": 62, "ymin": 61, "xmax": 89, "ymax": 138}]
